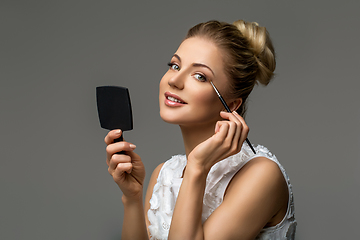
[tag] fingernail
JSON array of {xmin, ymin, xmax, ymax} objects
[
  {"xmin": 116, "ymin": 129, "xmax": 122, "ymax": 134},
  {"xmin": 129, "ymin": 144, "xmax": 136, "ymax": 149}
]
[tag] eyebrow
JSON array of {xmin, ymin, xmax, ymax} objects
[{"xmin": 173, "ymin": 54, "xmax": 215, "ymax": 77}]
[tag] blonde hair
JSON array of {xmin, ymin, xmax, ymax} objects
[{"xmin": 185, "ymin": 20, "xmax": 276, "ymax": 116}]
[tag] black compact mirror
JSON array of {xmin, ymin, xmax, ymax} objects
[{"xmin": 96, "ymin": 86, "xmax": 133, "ymax": 142}]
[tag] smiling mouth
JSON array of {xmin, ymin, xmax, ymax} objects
[
  {"xmin": 164, "ymin": 92, "xmax": 187, "ymax": 104},
  {"xmin": 166, "ymin": 96, "xmax": 186, "ymax": 104}
]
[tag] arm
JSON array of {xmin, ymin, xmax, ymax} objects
[
  {"xmin": 169, "ymin": 111, "xmax": 248, "ymax": 240},
  {"xmin": 105, "ymin": 130, "xmax": 148, "ymax": 240},
  {"xmin": 170, "ymin": 156, "xmax": 288, "ymax": 240},
  {"xmin": 168, "ymin": 112, "xmax": 288, "ymax": 240},
  {"xmin": 203, "ymin": 157, "xmax": 288, "ymax": 240},
  {"xmin": 168, "ymin": 162, "xmax": 208, "ymax": 240},
  {"xmin": 121, "ymin": 195, "xmax": 148, "ymax": 240}
]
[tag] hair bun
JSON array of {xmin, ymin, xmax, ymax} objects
[{"xmin": 233, "ymin": 20, "xmax": 276, "ymax": 86}]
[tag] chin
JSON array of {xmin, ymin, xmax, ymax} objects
[
  {"xmin": 160, "ymin": 110, "xmax": 218, "ymax": 129},
  {"xmin": 159, "ymin": 109, "xmax": 182, "ymax": 125}
]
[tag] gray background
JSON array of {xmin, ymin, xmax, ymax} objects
[{"xmin": 1, "ymin": 0, "xmax": 359, "ymax": 239}]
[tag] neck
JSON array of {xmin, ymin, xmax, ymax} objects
[{"xmin": 180, "ymin": 121, "xmax": 216, "ymax": 157}]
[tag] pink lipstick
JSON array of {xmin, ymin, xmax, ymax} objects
[{"xmin": 164, "ymin": 92, "xmax": 187, "ymax": 107}]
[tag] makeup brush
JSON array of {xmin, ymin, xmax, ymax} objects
[{"xmin": 209, "ymin": 81, "xmax": 256, "ymax": 154}]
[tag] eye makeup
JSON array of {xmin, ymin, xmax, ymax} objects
[
  {"xmin": 167, "ymin": 62, "xmax": 179, "ymax": 71},
  {"xmin": 209, "ymin": 80, "xmax": 257, "ymax": 154},
  {"xmin": 167, "ymin": 62, "xmax": 209, "ymax": 83}
]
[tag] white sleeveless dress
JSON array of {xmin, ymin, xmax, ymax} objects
[{"xmin": 147, "ymin": 144, "xmax": 297, "ymax": 239}]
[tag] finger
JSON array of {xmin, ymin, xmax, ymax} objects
[
  {"xmin": 230, "ymin": 112, "xmax": 243, "ymax": 148},
  {"xmin": 126, "ymin": 150, "xmax": 141, "ymax": 166},
  {"xmin": 213, "ymin": 121, "xmax": 230, "ymax": 144},
  {"xmin": 106, "ymin": 141, "xmax": 137, "ymax": 156},
  {"xmin": 106, "ymin": 141, "xmax": 136, "ymax": 167},
  {"xmin": 219, "ymin": 111, "xmax": 242, "ymax": 139},
  {"xmin": 232, "ymin": 112, "xmax": 249, "ymax": 146},
  {"xmin": 220, "ymin": 111, "xmax": 247, "ymax": 153},
  {"xmin": 230, "ymin": 122, "xmax": 243, "ymax": 153},
  {"xmin": 109, "ymin": 154, "xmax": 132, "ymax": 170},
  {"xmin": 232, "ymin": 111, "xmax": 246, "ymax": 126},
  {"xmin": 113, "ymin": 162, "xmax": 133, "ymax": 177},
  {"xmin": 219, "ymin": 111, "xmax": 241, "ymax": 124},
  {"xmin": 223, "ymin": 120, "xmax": 237, "ymax": 150},
  {"xmin": 226, "ymin": 111, "xmax": 248, "ymax": 140},
  {"xmin": 104, "ymin": 129, "xmax": 123, "ymax": 145}
]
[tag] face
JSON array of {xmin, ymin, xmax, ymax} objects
[{"xmin": 159, "ymin": 37, "xmax": 233, "ymax": 127}]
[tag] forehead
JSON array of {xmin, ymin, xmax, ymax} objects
[{"xmin": 175, "ymin": 37, "xmax": 224, "ymax": 70}]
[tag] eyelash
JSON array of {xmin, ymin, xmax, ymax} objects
[
  {"xmin": 167, "ymin": 62, "xmax": 208, "ymax": 82},
  {"xmin": 194, "ymin": 73, "xmax": 207, "ymax": 82},
  {"xmin": 167, "ymin": 62, "xmax": 179, "ymax": 71}
]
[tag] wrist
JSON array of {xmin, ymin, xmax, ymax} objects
[
  {"xmin": 121, "ymin": 193, "xmax": 143, "ymax": 206},
  {"xmin": 184, "ymin": 161, "xmax": 209, "ymax": 180}
]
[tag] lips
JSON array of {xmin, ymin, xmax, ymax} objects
[{"xmin": 164, "ymin": 92, "xmax": 187, "ymax": 104}]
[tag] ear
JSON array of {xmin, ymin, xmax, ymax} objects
[{"xmin": 228, "ymin": 98, "xmax": 243, "ymax": 112}]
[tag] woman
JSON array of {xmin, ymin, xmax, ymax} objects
[{"xmin": 104, "ymin": 20, "xmax": 296, "ymax": 240}]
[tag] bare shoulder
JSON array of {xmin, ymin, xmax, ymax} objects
[
  {"xmin": 226, "ymin": 157, "xmax": 286, "ymax": 193},
  {"xmin": 203, "ymin": 157, "xmax": 289, "ymax": 240},
  {"xmin": 225, "ymin": 156, "xmax": 288, "ymax": 208}
]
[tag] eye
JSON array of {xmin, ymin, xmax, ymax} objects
[
  {"xmin": 167, "ymin": 62, "xmax": 180, "ymax": 71},
  {"xmin": 194, "ymin": 73, "xmax": 207, "ymax": 82}
]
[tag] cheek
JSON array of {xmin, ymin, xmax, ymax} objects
[
  {"xmin": 159, "ymin": 74, "xmax": 167, "ymax": 97},
  {"xmin": 194, "ymin": 92, "xmax": 213, "ymax": 105},
  {"xmin": 191, "ymin": 87, "xmax": 222, "ymax": 112}
]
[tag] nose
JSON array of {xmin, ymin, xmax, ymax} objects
[{"xmin": 168, "ymin": 70, "xmax": 185, "ymax": 90}]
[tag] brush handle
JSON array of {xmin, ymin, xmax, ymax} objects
[
  {"xmin": 221, "ymin": 99, "xmax": 232, "ymax": 112},
  {"xmin": 245, "ymin": 138, "xmax": 256, "ymax": 155},
  {"xmin": 210, "ymin": 80, "xmax": 256, "ymax": 154},
  {"xmin": 222, "ymin": 104, "xmax": 256, "ymax": 154},
  {"xmin": 224, "ymin": 109, "xmax": 256, "ymax": 154}
]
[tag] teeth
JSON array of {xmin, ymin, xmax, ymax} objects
[{"xmin": 167, "ymin": 96, "xmax": 184, "ymax": 103}]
